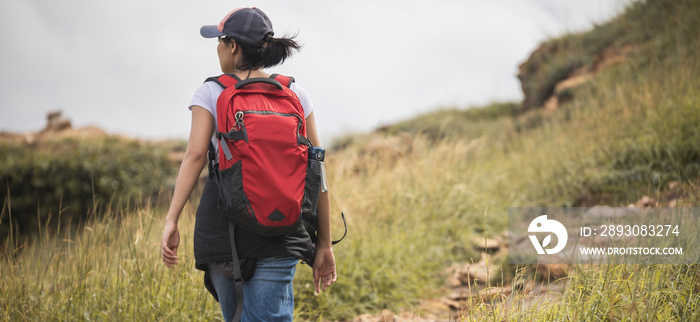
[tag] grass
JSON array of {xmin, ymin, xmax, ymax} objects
[
  {"xmin": 455, "ymin": 264, "xmax": 700, "ymax": 321},
  {"xmin": 2, "ymin": 0, "xmax": 700, "ymax": 320},
  {"xmin": 0, "ymin": 199, "xmax": 221, "ymax": 321}
]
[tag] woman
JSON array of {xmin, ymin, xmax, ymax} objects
[{"xmin": 160, "ymin": 7, "xmax": 336, "ymax": 321}]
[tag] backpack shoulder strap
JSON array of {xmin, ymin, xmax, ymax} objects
[
  {"xmin": 205, "ymin": 74, "xmax": 243, "ymax": 164},
  {"xmin": 269, "ymin": 74, "xmax": 295, "ymax": 88},
  {"xmin": 204, "ymin": 73, "xmax": 242, "ymax": 89}
]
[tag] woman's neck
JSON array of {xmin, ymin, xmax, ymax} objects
[{"xmin": 231, "ymin": 69, "xmax": 270, "ymax": 80}]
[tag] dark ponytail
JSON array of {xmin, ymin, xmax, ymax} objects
[{"xmin": 234, "ymin": 33, "xmax": 301, "ymax": 70}]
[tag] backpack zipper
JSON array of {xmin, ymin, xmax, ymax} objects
[{"xmin": 237, "ymin": 110, "xmax": 304, "ymax": 133}]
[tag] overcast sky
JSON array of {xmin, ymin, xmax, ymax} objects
[{"xmin": 0, "ymin": 0, "xmax": 631, "ymax": 143}]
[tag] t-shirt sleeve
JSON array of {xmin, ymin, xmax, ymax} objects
[
  {"xmin": 189, "ymin": 82, "xmax": 218, "ymax": 117},
  {"xmin": 290, "ymin": 82, "xmax": 314, "ymax": 119}
]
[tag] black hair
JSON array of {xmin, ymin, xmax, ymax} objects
[{"xmin": 231, "ymin": 33, "xmax": 301, "ymax": 71}]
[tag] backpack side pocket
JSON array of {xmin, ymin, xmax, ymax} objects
[
  {"xmin": 216, "ymin": 160, "xmax": 251, "ymax": 222},
  {"xmin": 301, "ymin": 159, "xmax": 322, "ymax": 242}
]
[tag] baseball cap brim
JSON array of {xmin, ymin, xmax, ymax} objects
[{"xmin": 200, "ymin": 25, "xmax": 224, "ymax": 38}]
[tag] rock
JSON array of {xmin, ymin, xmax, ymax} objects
[
  {"xmin": 446, "ymin": 271, "xmax": 463, "ymax": 288},
  {"xmin": 584, "ymin": 206, "xmax": 637, "ymax": 220},
  {"xmin": 542, "ymin": 263, "xmax": 568, "ymax": 280},
  {"xmin": 553, "ymin": 74, "xmax": 594, "ymax": 94},
  {"xmin": 630, "ymin": 196, "xmax": 656, "ymax": 207},
  {"xmin": 517, "ymin": 41, "xmax": 634, "ymax": 111},
  {"xmin": 667, "ymin": 198, "xmax": 678, "ymax": 207},
  {"xmin": 446, "ymin": 286, "xmax": 513, "ymax": 306},
  {"xmin": 542, "ymin": 72, "xmax": 594, "ymax": 113},
  {"xmin": 517, "ymin": 43, "xmax": 561, "ymax": 111},
  {"xmin": 544, "ymin": 96, "xmax": 558, "ymax": 111},
  {"xmin": 445, "ymin": 287, "xmax": 473, "ymax": 302},
  {"xmin": 471, "ymin": 237, "xmax": 501, "ymax": 253},
  {"xmin": 352, "ymin": 310, "xmax": 399, "ymax": 322},
  {"xmin": 379, "ymin": 309, "xmax": 396, "ymax": 322},
  {"xmin": 353, "ymin": 313, "xmax": 375, "ymax": 322},
  {"xmin": 443, "ymin": 298, "xmax": 464, "ymax": 312},
  {"xmin": 473, "ymin": 286, "xmax": 512, "ymax": 303},
  {"xmin": 419, "ymin": 298, "xmax": 453, "ymax": 315},
  {"xmin": 667, "ymin": 181, "xmax": 680, "ymax": 191},
  {"xmin": 44, "ymin": 110, "xmax": 72, "ymax": 132},
  {"xmin": 452, "ymin": 255, "xmax": 501, "ymax": 286},
  {"xmin": 23, "ymin": 133, "xmax": 38, "ymax": 145},
  {"xmin": 536, "ymin": 262, "xmax": 568, "ymax": 281}
]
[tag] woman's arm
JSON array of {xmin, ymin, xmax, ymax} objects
[
  {"xmin": 305, "ymin": 112, "xmax": 337, "ymax": 292},
  {"xmin": 161, "ymin": 106, "xmax": 214, "ymax": 268}
]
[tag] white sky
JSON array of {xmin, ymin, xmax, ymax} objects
[{"xmin": 0, "ymin": 0, "xmax": 631, "ymax": 143}]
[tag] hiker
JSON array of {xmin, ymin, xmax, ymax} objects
[{"xmin": 160, "ymin": 7, "xmax": 336, "ymax": 321}]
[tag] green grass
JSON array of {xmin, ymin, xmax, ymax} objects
[
  {"xmin": 0, "ymin": 201, "xmax": 221, "ymax": 321},
  {"xmin": 454, "ymin": 264, "xmax": 700, "ymax": 321}
]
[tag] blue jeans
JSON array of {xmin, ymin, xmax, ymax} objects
[{"xmin": 209, "ymin": 257, "xmax": 298, "ymax": 322}]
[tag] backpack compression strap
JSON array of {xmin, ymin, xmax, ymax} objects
[{"xmin": 228, "ymin": 222, "xmax": 244, "ymax": 322}]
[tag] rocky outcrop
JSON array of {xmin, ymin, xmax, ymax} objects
[
  {"xmin": 44, "ymin": 110, "xmax": 72, "ymax": 132},
  {"xmin": 517, "ymin": 41, "xmax": 634, "ymax": 112},
  {"xmin": 0, "ymin": 111, "xmax": 108, "ymax": 145}
]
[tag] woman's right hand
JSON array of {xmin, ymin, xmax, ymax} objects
[
  {"xmin": 161, "ymin": 220, "xmax": 180, "ymax": 268},
  {"xmin": 160, "ymin": 106, "xmax": 214, "ymax": 269}
]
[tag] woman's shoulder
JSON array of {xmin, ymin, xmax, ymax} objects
[
  {"xmin": 190, "ymin": 80, "xmax": 224, "ymax": 112},
  {"xmin": 288, "ymin": 80, "xmax": 311, "ymax": 100},
  {"xmin": 289, "ymin": 81, "xmax": 313, "ymax": 118}
]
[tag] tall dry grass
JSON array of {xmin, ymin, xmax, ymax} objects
[{"xmin": 0, "ymin": 200, "xmax": 220, "ymax": 321}]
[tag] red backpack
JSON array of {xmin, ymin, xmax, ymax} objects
[
  {"xmin": 204, "ymin": 74, "xmax": 345, "ymax": 322},
  {"xmin": 206, "ymin": 73, "xmax": 317, "ymax": 237}
]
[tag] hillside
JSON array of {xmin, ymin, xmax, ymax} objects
[
  {"xmin": 341, "ymin": 0, "xmax": 700, "ymax": 209},
  {"xmin": 323, "ymin": 0, "xmax": 700, "ymax": 319}
]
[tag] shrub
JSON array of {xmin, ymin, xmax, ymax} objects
[{"xmin": 0, "ymin": 137, "xmax": 176, "ymax": 241}]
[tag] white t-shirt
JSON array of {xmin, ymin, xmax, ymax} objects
[{"xmin": 188, "ymin": 79, "xmax": 314, "ymax": 150}]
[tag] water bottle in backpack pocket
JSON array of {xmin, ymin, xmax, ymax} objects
[{"xmin": 303, "ymin": 146, "xmax": 325, "ymax": 232}]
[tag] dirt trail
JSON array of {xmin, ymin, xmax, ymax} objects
[
  {"xmin": 352, "ymin": 191, "xmax": 688, "ymax": 321},
  {"xmin": 350, "ymin": 235, "xmax": 568, "ymax": 321},
  {"xmin": 352, "ymin": 277, "xmax": 567, "ymax": 321}
]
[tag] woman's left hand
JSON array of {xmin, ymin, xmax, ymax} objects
[{"xmin": 312, "ymin": 247, "xmax": 336, "ymax": 293}]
